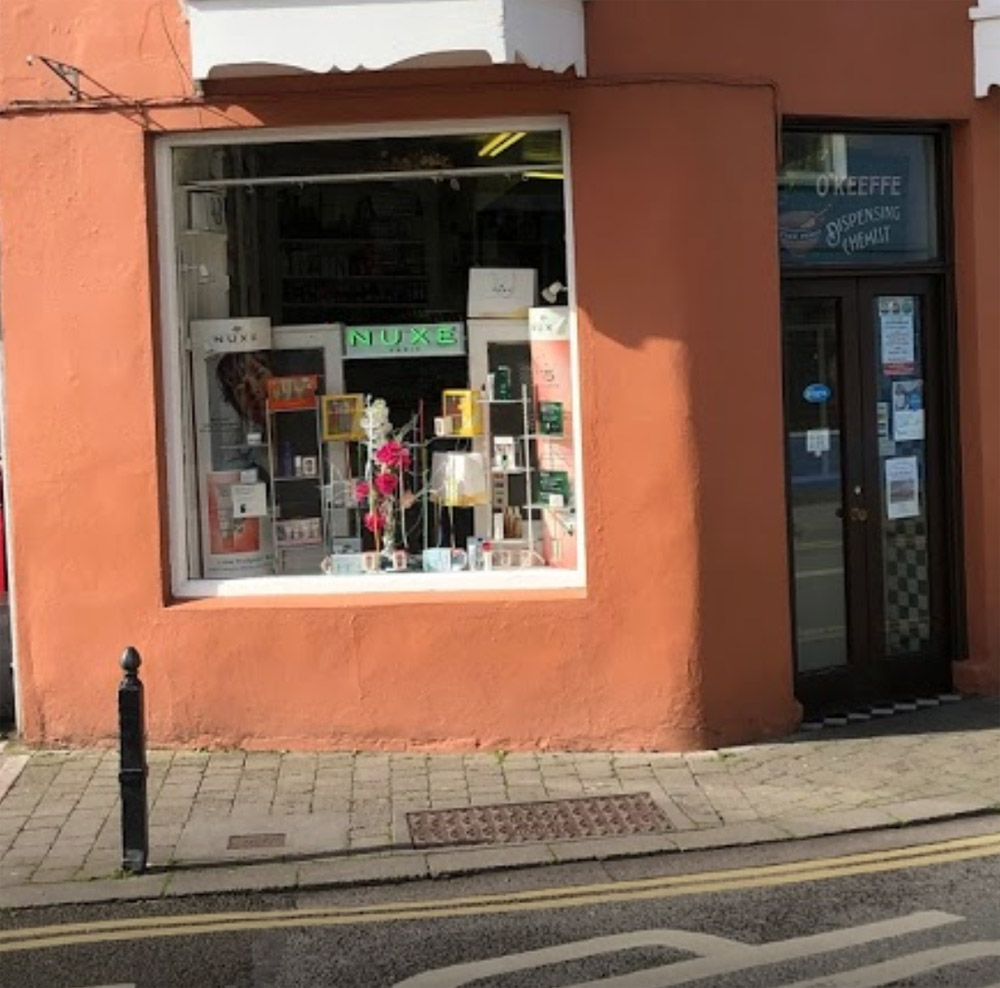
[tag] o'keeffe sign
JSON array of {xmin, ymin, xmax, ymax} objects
[{"xmin": 343, "ymin": 323, "xmax": 466, "ymax": 359}]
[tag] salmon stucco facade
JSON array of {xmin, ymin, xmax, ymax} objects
[{"xmin": 0, "ymin": 1, "xmax": 996, "ymax": 751}]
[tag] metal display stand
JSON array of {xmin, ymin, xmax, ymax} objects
[
  {"xmin": 479, "ymin": 384, "xmax": 536, "ymax": 559},
  {"xmin": 265, "ymin": 399, "xmax": 327, "ymax": 574}
]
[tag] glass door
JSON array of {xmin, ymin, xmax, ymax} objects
[{"xmin": 782, "ymin": 277, "xmax": 951, "ymax": 711}]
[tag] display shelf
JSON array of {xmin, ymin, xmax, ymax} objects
[
  {"xmin": 280, "ymin": 237, "xmax": 423, "ymax": 246},
  {"xmin": 283, "ymin": 275, "xmax": 427, "ymax": 282},
  {"xmin": 266, "ymin": 395, "xmax": 326, "ymax": 575},
  {"xmin": 282, "ymin": 302, "xmax": 418, "ymax": 309},
  {"xmin": 479, "ymin": 383, "xmax": 536, "ymax": 556}
]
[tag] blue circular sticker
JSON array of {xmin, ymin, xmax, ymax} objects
[{"xmin": 803, "ymin": 383, "xmax": 832, "ymax": 404}]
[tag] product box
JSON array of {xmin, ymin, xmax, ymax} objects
[
  {"xmin": 467, "ymin": 268, "xmax": 537, "ymax": 319},
  {"xmin": 538, "ymin": 401, "xmax": 565, "ymax": 436},
  {"xmin": 441, "ymin": 390, "xmax": 482, "ymax": 437},
  {"xmin": 266, "ymin": 375, "xmax": 318, "ymax": 410},
  {"xmin": 536, "ymin": 470, "xmax": 571, "ymax": 506},
  {"xmin": 322, "ymin": 394, "xmax": 365, "ymax": 440}
]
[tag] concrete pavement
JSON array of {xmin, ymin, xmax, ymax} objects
[{"xmin": 0, "ymin": 695, "xmax": 997, "ymax": 909}]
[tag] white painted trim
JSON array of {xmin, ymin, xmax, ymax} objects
[
  {"xmin": 161, "ymin": 117, "xmax": 569, "ymax": 149},
  {"xmin": 156, "ymin": 140, "xmax": 191, "ymax": 599},
  {"xmin": 185, "ymin": 0, "xmax": 586, "ymax": 81},
  {"xmin": 176, "ymin": 566, "xmax": 585, "ymax": 598},
  {"xmin": 156, "ymin": 116, "xmax": 587, "ymax": 599},
  {"xmin": 561, "ymin": 119, "xmax": 588, "ymax": 587},
  {"xmin": 971, "ymin": 1, "xmax": 1000, "ymax": 96}
]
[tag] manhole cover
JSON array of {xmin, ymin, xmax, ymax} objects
[
  {"xmin": 227, "ymin": 832, "xmax": 287, "ymax": 850},
  {"xmin": 407, "ymin": 793, "xmax": 671, "ymax": 848}
]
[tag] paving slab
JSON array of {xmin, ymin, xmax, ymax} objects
[{"xmin": 0, "ymin": 696, "xmax": 996, "ymax": 907}]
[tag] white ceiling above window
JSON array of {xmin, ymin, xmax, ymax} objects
[
  {"xmin": 185, "ymin": 0, "xmax": 587, "ymax": 81},
  {"xmin": 971, "ymin": 0, "xmax": 1000, "ymax": 96}
]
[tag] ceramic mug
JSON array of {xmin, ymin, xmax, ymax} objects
[{"xmin": 422, "ymin": 547, "xmax": 468, "ymax": 572}]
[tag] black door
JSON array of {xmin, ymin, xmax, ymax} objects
[{"xmin": 781, "ymin": 276, "xmax": 952, "ymax": 712}]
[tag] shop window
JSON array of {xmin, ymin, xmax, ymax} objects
[{"xmin": 161, "ymin": 124, "xmax": 582, "ymax": 595}]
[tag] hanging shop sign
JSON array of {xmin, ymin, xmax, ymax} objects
[
  {"xmin": 343, "ymin": 323, "xmax": 466, "ymax": 359},
  {"xmin": 777, "ymin": 133, "xmax": 938, "ymax": 266}
]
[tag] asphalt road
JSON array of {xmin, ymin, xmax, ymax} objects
[{"xmin": 1, "ymin": 818, "xmax": 998, "ymax": 988}]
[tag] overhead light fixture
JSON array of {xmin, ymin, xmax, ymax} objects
[
  {"xmin": 478, "ymin": 131, "xmax": 527, "ymax": 159},
  {"xmin": 478, "ymin": 132, "xmax": 512, "ymax": 157},
  {"xmin": 523, "ymin": 170, "xmax": 564, "ymax": 180},
  {"xmin": 488, "ymin": 131, "xmax": 526, "ymax": 157}
]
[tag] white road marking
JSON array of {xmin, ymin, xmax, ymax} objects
[
  {"xmin": 783, "ymin": 942, "xmax": 1000, "ymax": 987},
  {"xmin": 393, "ymin": 911, "xmax": 963, "ymax": 987}
]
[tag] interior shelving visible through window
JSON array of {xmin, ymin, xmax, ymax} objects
[{"xmin": 163, "ymin": 123, "xmax": 583, "ymax": 594}]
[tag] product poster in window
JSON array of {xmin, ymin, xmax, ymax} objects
[
  {"xmin": 190, "ymin": 318, "xmax": 275, "ymax": 578},
  {"xmin": 529, "ymin": 307, "xmax": 577, "ymax": 569}
]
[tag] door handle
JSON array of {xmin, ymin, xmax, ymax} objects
[{"xmin": 849, "ymin": 506, "xmax": 869, "ymax": 522}]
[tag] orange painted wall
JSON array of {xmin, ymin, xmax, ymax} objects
[{"xmin": 0, "ymin": 0, "xmax": 995, "ymax": 750}]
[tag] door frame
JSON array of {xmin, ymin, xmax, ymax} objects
[{"xmin": 781, "ymin": 275, "xmax": 955, "ymax": 711}]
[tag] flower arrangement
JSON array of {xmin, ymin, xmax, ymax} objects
[{"xmin": 355, "ymin": 398, "xmax": 417, "ymax": 556}]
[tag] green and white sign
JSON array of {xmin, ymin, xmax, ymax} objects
[{"xmin": 343, "ymin": 323, "xmax": 466, "ymax": 359}]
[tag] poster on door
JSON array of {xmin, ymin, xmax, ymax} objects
[
  {"xmin": 879, "ymin": 296, "xmax": 917, "ymax": 376},
  {"xmin": 885, "ymin": 456, "xmax": 921, "ymax": 520},
  {"xmin": 891, "ymin": 379, "xmax": 925, "ymax": 442}
]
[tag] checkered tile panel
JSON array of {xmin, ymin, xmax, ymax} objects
[{"xmin": 883, "ymin": 518, "xmax": 931, "ymax": 654}]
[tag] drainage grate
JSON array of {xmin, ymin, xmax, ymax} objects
[
  {"xmin": 227, "ymin": 832, "xmax": 287, "ymax": 850},
  {"xmin": 407, "ymin": 793, "xmax": 671, "ymax": 848}
]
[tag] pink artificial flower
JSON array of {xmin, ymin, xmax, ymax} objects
[
  {"xmin": 374, "ymin": 472, "xmax": 398, "ymax": 496},
  {"xmin": 375, "ymin": 440, "xmax": 411, "ymax": 470},
  {"xmin": 354, "ymin": 481, "xmax": 370, "ymax": 501},
  {"xmin": 363, "ymin": 511, "xmax": 384, "ymax": 534}
]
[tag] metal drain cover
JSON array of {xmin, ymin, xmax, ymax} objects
[
  {"xmin": 407, "ymin": 793, "xmax": 671, "ymax": 848},
  {"xmin": 227, "ymin": 832, "xmax": 287, "ymax": 850}
]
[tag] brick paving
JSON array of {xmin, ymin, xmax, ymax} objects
[{"xmin": 0, "ymin": 696, "xmax": 997, "ymax": 907}]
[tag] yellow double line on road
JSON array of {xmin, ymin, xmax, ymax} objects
[{"xmin": 1, "ymin": 832, "xmax": 998, "ymax": 954}]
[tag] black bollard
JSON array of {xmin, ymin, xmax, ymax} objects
[{"xmin": 118, "ymin": 646, "xmax": 149, "ymax": 874}]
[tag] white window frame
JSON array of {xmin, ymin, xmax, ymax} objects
[{"xmin": 156, "ymin": 117, "xmax": 586, "ymax": 599}]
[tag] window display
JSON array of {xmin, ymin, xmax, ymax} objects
[{"xmin": 165, "ymin": 125, "xmax": 581, "ymax": 591}]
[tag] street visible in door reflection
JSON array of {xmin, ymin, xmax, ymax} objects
[{"xmin": 784, "ymin": 298, "xmax": 848, "ymax": 672}]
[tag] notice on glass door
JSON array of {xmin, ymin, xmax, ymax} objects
[
  {"xmin": 885, "ymin": 456, "xmax": 920, "ymax": 520},
  {"xmin": 892, "ymin": 379, "xmax": 925, "ymax": 441},
  {"xmin": 879, "ymin": 296, "xmax": 916, "ymax": 376},
  {"xmin": 806, "ymin": 428, "xmax": 831, "ymax": 455}
]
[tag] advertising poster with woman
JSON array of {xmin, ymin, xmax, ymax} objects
[{"xmin": 190, "ymin": 318, "xmax": 275, "ymax": 578}]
